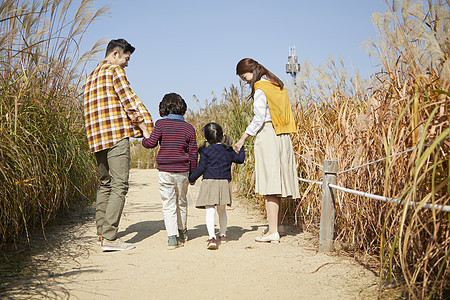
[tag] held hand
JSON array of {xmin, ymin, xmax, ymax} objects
[
  {"xmin": 137, "ymin": 121, "xmax": 151, "ymax": 139},
  {"xmin": 235, "ymin": 133, "xmax": 249, "ymax": 152},
  {"xmin": 142, "ymin": 128, "xmax": 151, "ymax": 139},
  {"xmin": 234, "ymin": 139, "xmax": 245, "ymax": 152},
  {"xmin": 189, "ymin": 182, "xmax": 195, "ymax": 186}
]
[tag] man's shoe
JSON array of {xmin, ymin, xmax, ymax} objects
[
  {"xmin": 255, "ymin": 232, "xmax": 280, "ymax": 244},
  {"xmin": 168, "ymin": 235, "xmax": 184, "ymax": 250},
  {"xmin": 207, "ymin": 237, "xmax": 217, "ymax": 250},
  {"xmin": 178, "ymin": 229, "xmax": 188, "ymax": 243},
  {"xmin": 101, "ymin": 238, "xmax": 135, "ymax": 251}
]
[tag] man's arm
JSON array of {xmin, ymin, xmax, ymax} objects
[
  {"xmin": 137, "ymin": 121, "xmax": 150, "ymax": 139},
  {"xmin": 112, "ymin": 66, "xmax": 147, "ymax": 124}
]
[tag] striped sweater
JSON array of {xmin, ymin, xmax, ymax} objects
[{"xmin": 142, "ymin": 118, "xmax": 198, "ymax": 173}]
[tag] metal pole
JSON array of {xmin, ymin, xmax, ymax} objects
[{"xmin": 319, "ymin": 160, "xmax": 337, "ymax": 252}]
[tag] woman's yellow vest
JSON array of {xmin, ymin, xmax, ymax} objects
[{"xmin": 255, "ymin": 80, "xmax": 296, "ymax": 134}]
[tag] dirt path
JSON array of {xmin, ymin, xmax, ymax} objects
[{"xmin": 5, "ymin": 169, "xmax": 378, "ymax": 299}]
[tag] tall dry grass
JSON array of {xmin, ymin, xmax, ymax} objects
[
  {"xmin": 291, "ymin": 1, "xmax": 449, "ymax": 297},
  {"xmin": 292, "ymin": 1, "xmax": 449, "ymax": 297},
  {"xmin": 130, "ymin": 139, "xmax": 158, "ymax": 169},
  {"xmin": 0, "ymin": 0, "xmax": 108, "ymax": 246},
  {"xmin": 187, "ymin": 0, "xmax": 448, "ymax": 297},
  {"xmin": 186, "ymin": 84, "xmax": 257, "ymax": 199}
]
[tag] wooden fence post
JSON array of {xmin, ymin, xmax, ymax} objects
[
  {"xmin": 137, "ymin": 160, "xmax": 141, "ymax": 168},
  {"xmin": 319, "ymin": 160, "xmax": 337, "ymax": 252}
]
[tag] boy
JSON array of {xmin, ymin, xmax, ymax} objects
[{"xmin": 142, "ymin": 93, "xmax": 197, "ymax": 249}]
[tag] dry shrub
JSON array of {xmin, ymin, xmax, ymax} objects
[
  {"xmin": 0, "ymin": 0, "xmax": 108, "ymax": 246},
  {"xmin": 291, "ymin": 0, "xmax": 449, "ymax": 298}
]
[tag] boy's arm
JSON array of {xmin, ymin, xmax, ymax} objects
[
  {"xmin": 142, "ymin": 121, "xmax": 161, "ymax": 148},
  {"xmin": 188, "ymin": 127, "xmax": 198, "ymax": 174}
]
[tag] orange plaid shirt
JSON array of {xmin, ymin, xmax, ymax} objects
[{"xmin": 84, "ymin": 60, "xmax": 154, "ymax": 153}]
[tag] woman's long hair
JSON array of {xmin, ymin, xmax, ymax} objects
[
  {"xmin": 198, "ymin": 122, "xmax": 232, "ymax": 153},
  {"xmin": 236, "ymin": 58, "xmax": 284, "ymax": 97}
]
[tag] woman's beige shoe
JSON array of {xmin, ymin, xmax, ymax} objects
[
  {"xmin": 262, "ymin": 225, "xmax": 286, "ymax": 236},
  {"xmin": 255, "ymin": 232, "xmax": 280, "ymax": 243}
]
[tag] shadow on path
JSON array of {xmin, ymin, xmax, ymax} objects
[
  {"xmin": 183, "ymin": 224, "xmax": 260, "ymax": 242},
  {"xmin": 118, "ymin": 220, "xmax": 165, "ymax": 243}
]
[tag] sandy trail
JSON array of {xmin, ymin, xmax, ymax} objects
[{"xmin": 6, "ymin": 169, "xmax": 378, "ymax": 299}]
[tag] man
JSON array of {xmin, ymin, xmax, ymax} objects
[{"xmin": 84, "ymin": 39, "xmax": 153, "ymax": 251}]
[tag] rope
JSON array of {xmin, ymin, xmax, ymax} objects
[
  {"xmin": 328, "ymin": 183, "xmax": 450, "ymax": 212},
  {"xmin": 338, "ymin": 146, "xmax": 417, "ymax": 175},
  {"xmin": 295, "ymin": 152, "xmax": 323, "ymax": 169},
  {"xmin": 298, "ymin": 177, "xmax": 322, "ymax": 185}
]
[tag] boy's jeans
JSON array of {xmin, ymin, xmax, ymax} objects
[
  {"xmin": 95, "ymin": 138, "xmax": 130, "ymax": 241},
  {"xmin": 158, "ymin": 171, "xmax": 189, "ymax": 237}
]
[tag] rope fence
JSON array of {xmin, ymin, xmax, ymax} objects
[
  {"xmin": 298, "ymin": 177, "xmax": 322, "ymax": 185},
  {"xmin": 328, "ymin": 183, "xmax": 450, "ymax": 212},
  {"xmin": 295, "ymin": 144, "xmax": 419, "ymax": 175},
  {"xmin": 137, "ymin": 160, "xmax": 150, "ymax": 169},
  {"xmin": 297, "ymin": 158, "xmax": 450, "ymax": 252},
  {"xmin": 336, "ymin": 137, "xmax": 449, "ymax": 175},
  {"xmin": 298, "ymin": 176, "xmax": 450, "ymax": 212},
  {"xmin": 294, "ymin": 152, "xmax": 323, "ymax": 169},
  {"xmin": 338, "ymin": 146, "xmax": 417, "ymax": 175}
]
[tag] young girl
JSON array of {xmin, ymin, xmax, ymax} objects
[
  {"xmin": 189, "ymin": 122, "xmax": 245, "ymax": 250},
  {"xmin": 142, "ymin": 93, "xmax": 198, "ymax": 250}
]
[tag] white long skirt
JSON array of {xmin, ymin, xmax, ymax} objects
[{"xmin": 254, "ymin": 122, "xmax": 300, "ymax": 199}]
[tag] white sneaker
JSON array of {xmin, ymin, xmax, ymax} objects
[{"xmin": 101, "ymin": 238, "xmax": 135, "ymax": 252}]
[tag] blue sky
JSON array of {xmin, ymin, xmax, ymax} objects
[{"xmin": 79, "ymin": 0, "xmax": 387, "ymax": 120}]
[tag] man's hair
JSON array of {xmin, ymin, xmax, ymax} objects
[
  {"xmin": 159, "ymin": 93, "xmax": 187, "ymax": 117},
  {"xmin": 105, "ymin": 39, "xmax": 135, "ymax": 57}
]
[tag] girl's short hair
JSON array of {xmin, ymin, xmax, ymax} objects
[
  {"xmin": 198, "ymin": 122, "xmax": 232, "ymax": 153},
  {"xmin": 159, "ymin": 93, "xmax": 187, "ymax": 117}
]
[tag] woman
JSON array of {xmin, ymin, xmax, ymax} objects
[{"xmin": 235, "ymin": 58, "xmax": 300, "ymax": 243}]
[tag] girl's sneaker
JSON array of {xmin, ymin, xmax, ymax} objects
[
  {"xmin": 168, "ymin": 236, "xmax": 184, "ymax": 250},
  {"xmin": 219, "ymin": 235, "xmax": 227, "ymax": 244},
  {"xmin": 207, "ymin": 237, "xmax": 217, "ymax": 250}
]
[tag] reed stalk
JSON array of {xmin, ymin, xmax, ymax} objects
[{"xmin": 0, "ymin": 0, "xmax": 108, "ymax": 246}]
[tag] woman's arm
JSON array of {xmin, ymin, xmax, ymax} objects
[
  {"xmin": 235, "ymin": 89, "xmax": 268, "ymax": 151},
  {"xmin": 235, "ymin": 133, "xmax": 249, "ymax": 152}
]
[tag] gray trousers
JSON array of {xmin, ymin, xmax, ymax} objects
[{"xmin": 94, "ymin": 138, "xmax": 130, "ymax": 240}]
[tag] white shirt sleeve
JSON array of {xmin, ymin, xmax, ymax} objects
[{"xmin": 245, "ymin": 89, "xmax": 272, "ymax": 136}]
